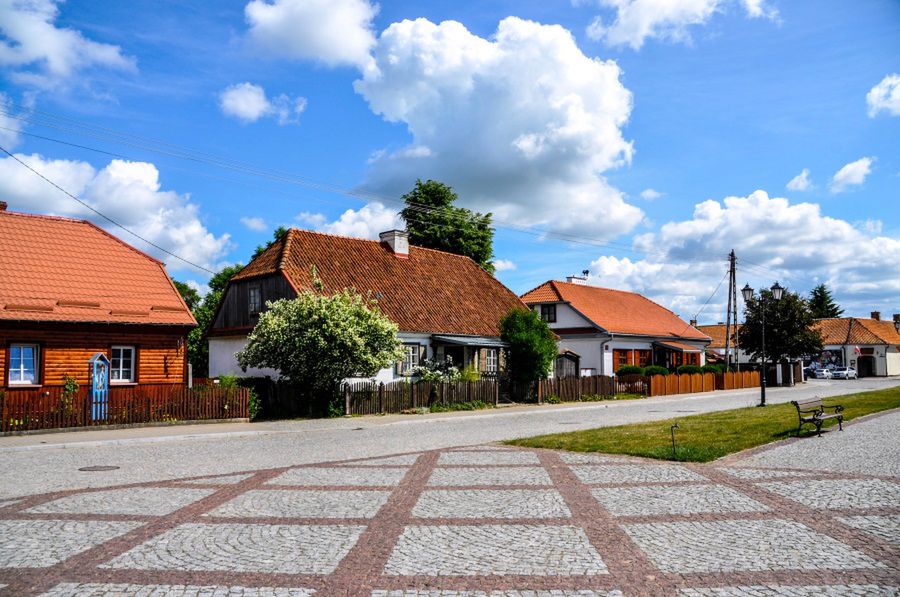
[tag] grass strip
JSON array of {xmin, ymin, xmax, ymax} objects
[{"xmin": 507, "ymin": 385, "xmax": 900, "ymax": 462}]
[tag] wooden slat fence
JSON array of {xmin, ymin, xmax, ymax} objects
[
  {"xmin": 345, "ymin": 380, "xmax": 499, "ymax": 415},
  {"xmin": 648, "ymin": 371, "xmax": 760, "ymax": 397},
  {"xmin": 537, "ymin": 374, "xmax": 649, "ymax": 402},
  {"xmin": 0, "ymin": 384, "xmax": 249, "ymax": 433}
]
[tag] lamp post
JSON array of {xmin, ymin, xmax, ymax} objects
[{"xmin": 742, "ymin": 281, "xmax": 784, "ymax": 407}]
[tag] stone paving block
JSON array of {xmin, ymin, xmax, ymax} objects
[
  {"xmin": 0, "ymin": 520, "xmax": 143, "ymax": 568},
  {"xmin": 268, "ymin": 467, "xmax": 408, "ymax": 486},
  {"xmin": 591, "ymin": 484, "xmax": 769, "ymax": 516},
  {"xmin": 372, "ymin": 589, "xmax": 622, "ymax": 597},
  {"xmin": 206, "ymin": 489, "xmax": 391, "ymax": 519},
  {"xmin": 570, "ymin": 464, "xmax": 707, "ymax": 484},
  {"xmin": 384, "ymin": 525, "xmax": 608, "ymax": 576},
  {"xmin": 438, "ymin": 452, "xmax": 540, "ymax": 465},
  {"xmin": 427, "ymin": 467, "xmax": 552, "ymax": 487},
  {"xmin": 559, "ymin": 453, "xmax": 629, "ymax": 464},
  {"xmin": 717, "ymin": 467, "xmax": 818, "ymax": 480},
  {"xmin": 411, "ymin": 489, "xmax": 570, "ymax": 519},
  {"xmin": 25, "ymin": 487, "xmax": 216, "ymax": 516},
  {"xmin": 837, "ymin": 514, "xmax": 900, "ymax": 546},
  {"xmin": 177, "ymin": 474, "xmax": 254, "ymax": 485},
  {"xmin": 102, "ymin": 523, "xmax": 364, "ymax": 574},
  {"xmin": 678, "ymin": 586, "xmax": 899, "ymax": 596},
  {"xmin": 39, "ymin": 584, "xmax": 315, "ymax": 597},
  {"xmin": 759, "ymin": 478, "xmax": 900, "ymax": 509},
  {"xmin": 623, "ymin": 519, "xmax": 885, "ymax": 574},
  {"xmin": 339, "ymin": 454, "xmax": 421, "ymax": 466}
]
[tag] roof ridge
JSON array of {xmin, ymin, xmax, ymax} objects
[
  {"xmin": 0, "ymin": 210, "xmax": 87, "ymax": 224},
  {"xmin": 277, "ymin": 228, "xmax": 295, "ymax": 270},
  {"xmin": 285, "ymin": 227, "xmax": 482, "ymax": 264}
]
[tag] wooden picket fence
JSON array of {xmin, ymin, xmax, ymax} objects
[
  {"xmin": 537, "ymin": 374, "xmax": 648, "ymax": 402},
  {"xmin": 648, "ymin": 370, "xmax": 760, "ymax": 397},
  {"xmin": 0, "ymin": 383, "xmax": 249, "ymax": 433},
  {"xmin": 344, "ymin": 379, "xmax": 499, "ymax": 415}
]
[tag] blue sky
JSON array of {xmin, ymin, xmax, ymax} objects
[{"xmin": 1, "ymin": 0, "xmax": 898, "ymax": 322}]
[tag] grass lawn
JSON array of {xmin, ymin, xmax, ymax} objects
[{"xmin": 507, "ymin": 385, "xmax": 900, "ymax": 463}]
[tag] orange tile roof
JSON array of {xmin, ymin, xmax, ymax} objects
[
  {"xmin": 0, "ymin": 210, "xmax": 195, "ymax": 326},
  {"xmin": 521, "ymin": 280, "xmax": 710, "ymax": 341},
  {"xmin": 696, "ymin": 324, "xmax": 742, "ymax": 349},
  {"xmin": 814, "ymin": 317, "xmax": 900, "ymax": 345},
  {"xmin": 231, "ymin": 228, "xmax": 526, "ymax": 336}
]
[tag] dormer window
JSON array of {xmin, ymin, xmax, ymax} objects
[
  {"xmin": 248, "ymin": 285, "xmax": 262, "ymax": 315},
  {"xmin": 541, "ymin": 304, "xmax": 557, "ymax": 323}
]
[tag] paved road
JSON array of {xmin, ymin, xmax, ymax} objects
[
  {"xmin": 0, "ymin": 378, "xmax": 896, "ymax": 499},
  {"xmin": 0, "ymin": 431, "xmax": 897, "ymax": 595}
]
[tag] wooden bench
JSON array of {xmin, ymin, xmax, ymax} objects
[{"xmin": 791, "ymin": 397, "xmax": 844, "ymax": 437}]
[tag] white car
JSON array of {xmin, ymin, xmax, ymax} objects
[
  {"xmin": 813, "ymin": 368, "xmax": 833, "ymax": 379},
  {"xmin": 832, "ymin": 367, "xmax": 858, "ymax": 380}
]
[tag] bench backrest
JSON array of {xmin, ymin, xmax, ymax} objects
[{"xmin": 792, "ymin": 398, "xmax": 823, "ymax": 413}]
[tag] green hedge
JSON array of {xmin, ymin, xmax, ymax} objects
[
  {"xmin": 701, "ymin": 364, "xmax": 722, "ymax": 374},
  {"xmin": 643, "ymin": 365, "xmax": 669, "ymax": 376},
  {"xmin": 677, "ymin": 365, "xmax": 703, "ymax": 374},
  {"xmin": 615, "ymin": 365, "xmax": 645, "ymax": 376}
]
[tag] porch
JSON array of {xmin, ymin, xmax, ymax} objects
[{"xmin": 431, "ymin": 335, "xmax": 508, "ymax": 378}]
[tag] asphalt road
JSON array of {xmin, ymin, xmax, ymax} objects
[{"xmin": 0, "ymin": 377, "xmax": 897, "ymax": 499}]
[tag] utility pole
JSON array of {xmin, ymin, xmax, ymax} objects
[{"xmin": 724, "ymin": 250, "xmax": 736, "ymax": 370}]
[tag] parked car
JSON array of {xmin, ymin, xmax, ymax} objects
[
  {"xmin": 832, "ymin": 367, "xmax": 858, "ymax": 380},
  {"xmin": 814, "ymin": 368, "xmax": 833, "ymax": 379}
]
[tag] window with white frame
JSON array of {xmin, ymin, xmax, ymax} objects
[
  {"xmin": 397, "ymin": 344, "xmax": 421, "ymax": 375},
  {"xmin": 111, "ymin": 346, "xmax": 135, "ymax": 383},
  {"xmin": 248, "ymin": 285, "xmax": 262, "ymax": 315},
  {"xmin": 8, "ymin": 344, "xmax": 38, "ymax": 385},
  {"xmin": 484, "ymin": 348, "xmax": 498, "ymax": 373}
]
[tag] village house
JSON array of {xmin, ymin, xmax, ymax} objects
[
  {"xmin": 0, "ymin": 204, "xmax": 195, "ymax": 393},
  {"xmin": 520, "ymin": 276, "xmax": 710, "ymax": 377},
  {"xmin": 696, "ymin": 323, "xmax": 746, "ymax": 366},
  {"xmin": 208, "ymin": 229, "xmax": 526, "ymax": 382},
  {"xmin": 812, "ymin": 312, "xmax": 900, "ymax": 377}
]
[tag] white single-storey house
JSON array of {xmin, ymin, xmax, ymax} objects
[
  {"xmin": 521, "ymin": 277, "xmax": 711, "ymax": 377},
  {"xmin": 812, "ymin": 313, "xmax": 900, "ymax": 377},
  {"xmin": 207, "ymin": 229, "xmax": 525, "ymax": 382}
]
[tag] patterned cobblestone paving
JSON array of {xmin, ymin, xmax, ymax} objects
[
  {"xmin": 0, "ymin": 440, "xmax": 897, "ymax": 596},
  {"xmin": 25, "ymin": 487, "xmax": 216, "ymax": 516}
]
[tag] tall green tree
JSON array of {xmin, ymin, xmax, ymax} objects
[
  {"xmin": 172, "ymin": 280, "xmax": 201, "ymax": 310},
  {"xmin": 186, "ymin": 263, "xmax": 245, "ymax": 378},
  {"xmin": 400, "ymin": 179, "xmax": 495, "ymax": 272},
  {"xmin": 499, "ymin": 308, "xmax": 558, "ymax": 388},
  {"xmin": 738, "ymin": 288, "xmax": 823, "ymax": 366},
  {"xmin": 237, "ymin": 288, "xmax": 403, "ymax": 416},
  {"xmin": 808, "ymin": 283, "xmax": 844, "ymax": 319},
  {"xmin": 252, "ymin": 226, "xmax": 289, "ymax": 259}
]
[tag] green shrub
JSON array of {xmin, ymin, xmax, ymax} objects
[
  {"xmin": 677, "ymin": 365, "xmax": 703, "ymax": 375},
  {"xmin": 615, "ymin": 365, "xmax": 645, "ymax": 376},
  {"xmin": 544, "ymin": 394, "xmax": 562, "ymax": 404},
  {"xmin": 701, "ymin": 364, "xmax": 722, "ymax": 374},
  {"xmin": 429, "ymin": 400, "xmax": 490, "ymax": 413},
  {"xmin": 458, "ymin": 365, "xmax": 481, "ymax": 382},
  {"xmin": 248, "ymin": 388, "xmax": 260, "ymax": 420},
  {"xmin": 643, "ymin": 365, "xmax": 669, "ymax": 376}
]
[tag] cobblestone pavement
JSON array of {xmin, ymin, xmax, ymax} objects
[{"xmin": 0, "ymin": 440, "xmax": 897, "ymax": 597}]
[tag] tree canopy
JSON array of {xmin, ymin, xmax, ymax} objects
[
  {"xmin": 808, "ymin": 283, "xmax": 844, "ymax": 319},
  {"xmin": 499, "ymin": 308, "xmax": 558, "ymax": 386},
  {"xmin": 236, "ymin": 286, "xmax": 403, "ymax": 415},
  {"xmin": 738, "ymin": 288, "xmax": 822, "ymax": 365},
  {"xmin": 172, "ymin": 280, "xmax": 200, "ymax": 310},
  {"xmin": 252, "ymin": 226, "xmax": 289, "ymax": 259},
  {"xmin": 399, "ymin": 179, "xmax": 495, "ymax": 272}
]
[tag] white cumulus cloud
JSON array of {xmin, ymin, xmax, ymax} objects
[
  {"xmin": 355, "ymin": 17, "xmax": 642, "ymax": 239},
  {"xmin": 296, "ymin": 202, "xmax": 401, "ymax": 239},
  {"xmin": 586, "ymin": 190, "xmax": 900, "ymax": 318},
  {"xmin": 581, "ymin": 0, "xmax": 777, "ymax": 49},
  {"xmin": 493, "ymin": 259, "xmax": 517, "ymax": 272},
  {"xmin": 219, "ymin": 82, "xmax": 307, "ymax": 125},
  {"xmin": 0, "ymin": 91, "xmax": 33, "ymax": 149},
  {"xmin": 0, "ymin": 0, "xmax": 135, "ymax": 86},
  {"xmin": 830, "ymin": 157, "xmax": 874, "ymax": 193},
  {"xmin": 240, "ymin": 216, "xmax": 268, "ymax": 231},
  {"xmin": 786, "ymin": 168, "xmax": 811, "ymax": 191},
  {"xmin": 866, "ymin": 74, "xmax": 900, "ymax": 118},
  {"xmin": 640, "ymin": 188, "xmax": 663, "ymax": 200},
  {"xmin": 0, "ymin": 153, "xmax": 231, "ymax": 273},
  {"xmin": 244, "ymin": 0, "xmax": 377, "ymax": 69}
]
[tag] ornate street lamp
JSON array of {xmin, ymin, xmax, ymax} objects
[{"xmin": 742, "ymin": 282, "xmax": 784, "ymax": 407}]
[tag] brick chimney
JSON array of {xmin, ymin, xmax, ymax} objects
[
  {"xmin": 379, "ymin": 230, "xmax": 409, "ymax": 258},
  {"xmin": 894, "ymin": 313, "xmax": 899, "ymax": 326},
  {"xmin": 871, "ymin": 311, "xmax": 881, "ymax": 321},
  {"xmin": 690, "ymin": 319, "xmax": 698, "ymax": 327},
  {"xmin": 0, "ymin": 201, "xmax": 7, "ymax": 211}
]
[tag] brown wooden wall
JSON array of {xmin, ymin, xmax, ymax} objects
[
  {"xmin": 211, "ymin": 274, "xmax": 296, "ymax": 330},
  {"xmin": 1, "ymin": 325, "xmax": 189, "ymax": 388}
]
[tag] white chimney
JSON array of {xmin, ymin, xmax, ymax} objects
[
  {"xmin": 566, "ymin": 270, "xmax": 590, "ymax": 285},
  {"xmin": 379, "ymin": 230, "xmax": 409, "ymax": 258}
]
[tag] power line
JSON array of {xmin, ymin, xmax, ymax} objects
[{"xmin": 0, "ymin": 143, "xmax": 216, "ymax": 274}]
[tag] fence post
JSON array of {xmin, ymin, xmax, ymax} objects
[
  {"xmin": 344, "ymin": 384, "xmax": 351, "ymax": 416},
  {"xmin": 493, "ymin": 380, "xmax": 499, "ymax": 406},
  {"xmin": 378, "ymin": 383, "xmax": 384, "ymax": 414},
  {"xmin": 411, "ymin": 381, "xmax": 416, "ymax": 410}
]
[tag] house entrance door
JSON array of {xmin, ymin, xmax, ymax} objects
[
  {"xmin": 443, "ymin": 346, "xmax": 465, "ymax": 368},
  {"xmin": 857, "ymin": 356, "xmax": 875, "ymax": 377}
]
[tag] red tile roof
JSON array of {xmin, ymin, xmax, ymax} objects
[
  {"xmin": 231, "ymin": 228, "xmax": 526, "ymax": 336},
  {"xmin": 0, "ymin": 210, "xmax": 195, "ymax": 326},
  {"xmin": 696, "ymin": 324, "xmax": 742, "ymax": 349},
  {"xmin": 521, "ymin": 280, "xmax": 710, "ymax": 341},
  {"xmin": 814, "ymin": 317, "xmax": 900, "ymax": 345}
]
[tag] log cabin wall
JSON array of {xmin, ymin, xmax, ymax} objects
[
  {"xmin": 211, "ymin": 274, "xmax": 296, "ymax": 331},
  {"xmin": 1, "ymin": 324, "xmax": 190, "ymax": 388}
]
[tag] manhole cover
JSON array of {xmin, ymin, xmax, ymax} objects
[{"xmin": 78, "ymin": 465, "xmax": 120, "ymax": 472}]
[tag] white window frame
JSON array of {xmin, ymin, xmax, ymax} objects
[
  {"xmin": 110, "ymin": 345, "xmax": 136, "ymax": 383},
  {"xmin": 398, "ymin": 344, "xmax": 421, "ymax": 376},
  {"xmin": 8, "ymin": 343, "xmax": 39, "ymax": 385},
  {"xmin": 248, "ymin": 285, "xmax": 262, "ymax": 315},
  {"xmin": 484, "ymin": 348, "xmax": 498, "ymax": 373}
]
